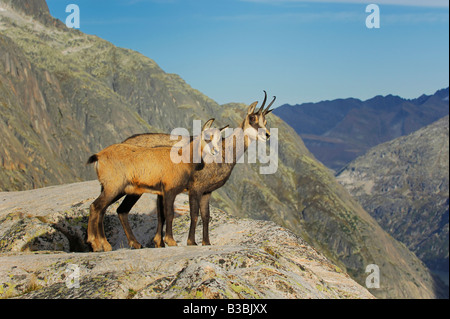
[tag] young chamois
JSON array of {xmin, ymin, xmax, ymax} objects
[
  {"xmin": 113, "ymin": 91, "xmax": 275, "ymax": 248},
  {"xmin": 86, "ymin": 119, "xmax": 226, "ymax": 252}
]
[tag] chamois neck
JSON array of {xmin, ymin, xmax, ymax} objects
[
  {"xmin": 221, "ymin": 123, "xmax": 252, "ymax": 164},
  {"xmin": 189, "ymin": 136, "xmax": 205, "ymax": 167}
]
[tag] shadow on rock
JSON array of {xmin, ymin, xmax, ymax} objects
[{"xmin": 0, "ymin": 205, "xmax": 160, "ymax": 253}]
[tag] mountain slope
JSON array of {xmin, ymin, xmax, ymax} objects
[
  {"xmin": 0, "ymin": 0, "xmax": 446, "ymax": 298},
  {"xmin": 274, "ymin": 89, "xmax": 449, "ymax": 171},
  {"xmin": 336, "ymin": 116, "xmax": 449, "ymax": 274},
  {"xmin": 0, "ymin": 31, "xmax": 160, "ymax": 189}
]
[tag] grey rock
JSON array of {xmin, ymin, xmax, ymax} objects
[{"xmin": 0, "ymin": 181, "xmax": 373, "ymax": 299}]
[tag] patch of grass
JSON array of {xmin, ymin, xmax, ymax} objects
[{"xmin": 126, "ymin": 288, "xmax": 138, "ymax": 299}]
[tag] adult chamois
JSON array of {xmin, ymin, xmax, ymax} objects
[
  {"xmin": 116, "ymin": 91, "xmax": 276, "ymax": 248},
  {"xmin": 86, "ymin": 119, "xmax": 226, "ymax": 252}
]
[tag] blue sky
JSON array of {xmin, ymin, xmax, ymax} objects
[{"xmin": 46, "ymin": 0, "xmax": 449, "ymax": 106}]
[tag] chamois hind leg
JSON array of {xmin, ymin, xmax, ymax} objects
[
  {"xmin": 153, "ymin": 195, "xmax": 166, "ymax": 248},
  {"xmin": 187, "ymin": 191, "xmax": 200, "ymax": 246},
  {"xmin": 199, "ymin": 192, "xmax": 212, "ymax": 246},
  {"xmin": 97, "ymin": 192, "xmax": 124, "ymax": 252},
  {"xmin": 87, "ymin": 190, "xmax": 106, "ymax": 252},
  {"xmin": 87, "ymin": 201, "xmax": 100, "ymax": 251},
  {"xmin": 163, "ymin": 192, "xmax": 177, "ymax": 247},
  {"xmin": 87, "ymin": 189, "xmax": 120, "ymax": 252},
  {"xmin": 117, "ymin": 194, "xmax": 142, "ymax": 249}
]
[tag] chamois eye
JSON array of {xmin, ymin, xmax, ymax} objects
[{"xmin": 250, "ymin": 115, "xmax": 256, "ymax": 122}]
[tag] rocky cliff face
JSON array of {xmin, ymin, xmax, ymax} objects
[
  {"xmin": 336, "ymin": 116, "xmax": 449, "ymax": 273},
  {"xmin": 0, "ymin": 1, "xmax": 445, "ymax": 298},
  {"xmin": 1, "ymin": 0, "xmax": 49, "ymax": 17},
  {"xmin": 0, "ymin": 182, "xmax": 374, "ymax": 299},
  {"xmin": 0, "ymin": 0, "xmax": 63, "ymax": 28}
]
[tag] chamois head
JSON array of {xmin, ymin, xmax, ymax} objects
[
  {"xmin": 201, "ymin": 119, "xmax": 228, "ymax": 157},
  {"xmin": 243, "ymin": 91, "xmax": 276, "ymax": 142}
]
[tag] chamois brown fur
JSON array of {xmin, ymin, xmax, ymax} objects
[{"xmin": 91, "ymin": 144, "xmax": 197, "ymax": 196}]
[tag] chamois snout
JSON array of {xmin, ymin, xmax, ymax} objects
[{"xmin": 261, "ymin": 130, "xmax": 271, "ymax": 141}]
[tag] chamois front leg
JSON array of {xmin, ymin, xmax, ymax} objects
[
  {"xmin": 199, "ymin": 192, "xmax": 212, "ymax": 246},
  {"xmin": 153, "ymin": 195, "xmax": 166, "ymax": 248},
  {"xmin": 163, "ymin": 192, "xmax": 177, "ymax": 247},
  {"xmin": 187, "ymin": 191, "xmax": 201, "ymax": 246},
  {"xmin": 117, "ymin": 194, "xmax": 143, "ymax": 249}
]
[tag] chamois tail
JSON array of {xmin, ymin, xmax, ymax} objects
[{"xmin": 86, "ymin": 154, "xmax": 99, "ymax": 165}]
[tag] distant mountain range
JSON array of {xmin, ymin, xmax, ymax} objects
[
  {"xmin": 274, "ymin": 88, "xmax": 449, "ymax": 171},
  {"xmin": 337, "ymin": 116, "xmax": 449, "ymax": 275},
  {"xmin": 0, "ymin": 0, "xmax": 447, "ymax": 298}
]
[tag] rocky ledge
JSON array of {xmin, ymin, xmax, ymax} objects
[{"xmin": 0, "ymin": 181, "xmax": 374, "ymax": 299}]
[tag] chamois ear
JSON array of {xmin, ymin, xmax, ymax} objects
[
  {"xmin": 219, "ymin": 125, "xmax": 229, "ymax": 133},
  {"xmin": 247, "ymin": 101, "xmax": 258, "ymax": 115},
  {"xmin": 202, "ymin": 119, "xmax": 215, "ymax": 131}
]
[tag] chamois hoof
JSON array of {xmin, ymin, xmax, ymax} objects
[
  {"xmin": 202, "ymin": 240, "xmax": 211, "ymax": 246},
  {"xmin": 164, "ymin": 236, "xmax": 178, "ymax": 247},
  {"xmin": 90, "ymin": 244, "xmax": 104, "ymax": 252},
  {"xmin": 129, "ymin": 241, "xmax": 142, "ymax": 250},
  {"xmin": 187, "ymin": 239, "xmax": 197, "ymax": 246},
  {"xmin": 153, "ymin": 235, "xmax": 165, "ymax": 248},
  {"xmin": 101, "ymin": 240, "xmax": 113, "ymax": 252},
  {"xmin": 88, "ymin": 238, "xmax": 110, "ymax": 252}
]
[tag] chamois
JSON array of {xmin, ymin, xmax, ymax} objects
[
  {"xmin": 115, "ymin": 91, "xmax": 275, "ymax": 248},
  {"xmin": 86, "ymin": 119, "xmax": 225, "ymax": 252}
]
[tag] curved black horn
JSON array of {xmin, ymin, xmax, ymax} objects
[
  {"xmin": 257, "ymin": 90, "xmax": 268, "ymax": 114},
  {"xmin": 264, "ymin": 96, "xmax": 276, "ymax": 114}
]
